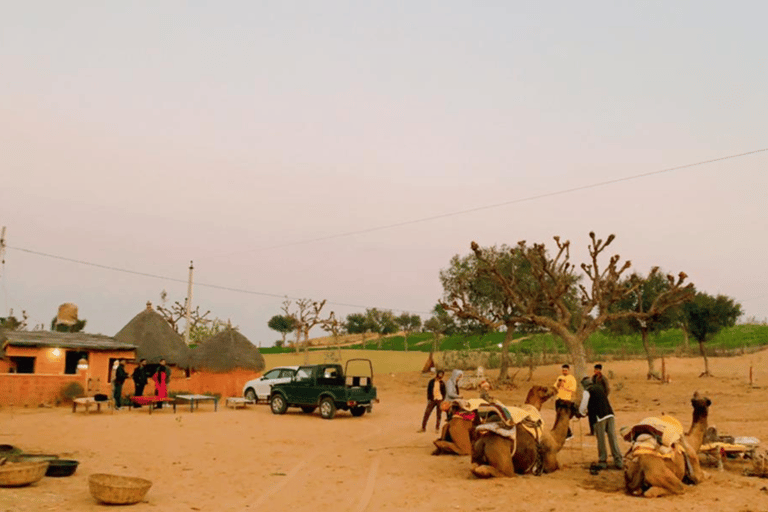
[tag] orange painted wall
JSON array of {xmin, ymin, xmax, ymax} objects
[
  {"xmin": 0, "ymin": 373, "xmax": 86, "ymax": 407},
  {"xmin": 1, "ymin": 346, "xmax": 135, "ymax": 406},
  {"xmin": 183, "ymin": 369, "xmax": 262, "ymax": 398}
]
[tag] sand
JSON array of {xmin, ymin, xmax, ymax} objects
[{"xmin": 2, "ymin": 350, "xmax": 768, "ymax": 512}]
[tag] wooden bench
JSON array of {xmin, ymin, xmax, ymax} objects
[
  {"xmin": 72, "ymin": 397, "xmax": 114, "ymax": 414},
  {"xmin": 226, "ymin": 397, "xmax": 256, "ymax": 409}
]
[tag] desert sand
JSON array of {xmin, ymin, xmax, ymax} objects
[{"xmin": 2, "ymin": 350, "xmax": 768, "ymax": 512}]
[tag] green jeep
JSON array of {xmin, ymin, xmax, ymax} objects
[{"xmin": 269, "ymin": 359, "xmax": 378, "ymax": 419}]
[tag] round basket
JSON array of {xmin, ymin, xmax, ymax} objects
[
  {"xmin": 0, "ymin": 461, "xmax": 49, "ymax": 487},
  {"xmin": 88, "ymin": 473, "xmax": 152, "ymax": 505}
]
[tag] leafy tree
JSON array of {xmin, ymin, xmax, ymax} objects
[
  {"xmin": 345, "ymin": 312, "xmax": 372, "ymax": 348},
  {"xmin": 423, "ymin": 304, "xmax": 457, "ymax": 352},
  {"xmin": 439, "ymin": 245, "xmax": 539, "ymax": 381},
  {"xmin": 50, "ymin": 317, "xmax": 86, "ymax": 332},
  {"xmin": 462, "ymin": 233, "xmax": 693, "ymax": 380},
  {"xmin": 395, "ymin": 313, "xmax": 422, "ymax": 352},
  {"xmin": 1, "ymin": 309, "xmax": 28, "ymax": 331},
  {"xmin": 268, "ymin": 314, "xmax": 297, "ymax": 345},
  {"xmin": 365, "ymin": 308, "xmax": 398, "ymax": 349},
  {"xmin": 607, "ymin": 271, "xmax": 693, "ymax": 379},
  {"xmin": 683, "ymin": 292, "xmax": 742, "ymax": 377}
]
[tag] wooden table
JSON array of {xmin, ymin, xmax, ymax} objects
[
  {"xmin": 225, "ymin": 397, "xmax": 256, "ymax": 409},
  {"xmin": 129, "ymin": 396, "xmax": 177, "ymax": 414},
  {"xmin": 175, "ymin": 394, "xmax": 219, "ymax": 412},
  {"xmin": 72, "ymin": 397, "xmax": 114, "ymax": 414}
]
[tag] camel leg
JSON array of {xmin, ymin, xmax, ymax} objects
[
  {"xmin": 470, "ymin": 435, "xmax": 515, "ymax": 478},
  {"xmin": 643, "ymin": 464, "xmax": 686, "ymax": 497}
]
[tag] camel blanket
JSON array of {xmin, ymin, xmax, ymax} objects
[
  {"xmin": 623, "ymin": 416, "xmax": 684, "ymax": 448},
  {"xmin": 628, "ymin": 434, "xmax": 683, "ymax": 460},
  {"xmin": 475, "ymin": 422, "xmax": 517, "ymax": 440},
  {"xmin": 477, "ymin": 401, "xmax": 543, "ymax": 439}
]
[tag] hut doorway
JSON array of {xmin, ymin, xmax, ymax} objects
[{"xmin": 64, "ymin": 351, "xmax": 88, "ymax": 374}]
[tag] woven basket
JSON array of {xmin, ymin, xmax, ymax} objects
[
  {"xmin": 0, "ymin": 461, "xmax": 49, "ymax": 487},
  {"xmin": 88, "ymin": 473, "xmax": 152, "ymax": 505}
]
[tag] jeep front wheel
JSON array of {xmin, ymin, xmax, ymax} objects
[
  {"xmin": 270, "ymin": 394, "xmax": 288, "ymax": 415},
  {"xmin": 319, "ymin": 397, "xmax": 336, "ymax": 419}
]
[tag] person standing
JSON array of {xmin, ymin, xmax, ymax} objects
[
  {"xmin": 132, "ymin": 359, "xmax": 149, "ymax": 399},
  {"xmin": 419, "ymin": 370, "xmax": 446, "ymax": 433},
  {"xmin": 579, "ymin": 376, "xmax": 623, "ymax": 470},
  {"xmin": 589, "ymin": 363, "xmax": 610, "ymax": 434},
  {"xmin": 554, "ymin": 364, "xmax": 577, "ymax": 440},
  {"xmin": 153, "ymin": 358, "xmax": 171, "ymax": 408},
  {"xmin": 113, "ymin": 359, "xmax": 128, "ymax": 410}
]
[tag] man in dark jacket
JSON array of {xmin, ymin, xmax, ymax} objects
[
  {"xmin": 588, "ymin": 363, "xmax": 610, "ymax": 434},
  {"xmin": 132, "ymin": 359, "xmax": 149, "ymax": 398},
  {"xmin": 579, "ymin": 376, "xmax": 622, "ymax": 470},
  {"xmin": 113, "ymin": 359, "xmax": 129, "ymax": 410},
  {"xmin": 419, "ymin": 370, "xmax": 446, "ymax": 433}
]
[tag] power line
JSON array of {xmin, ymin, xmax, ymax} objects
[
  {"xmin": 6, "ymin": 147, "xmax": 768, "ymax": 317},
  {"xmin": 6, "ymin": 246, "xmax": 430, "ymax": 315},
  {"xmin": 214, "ymin": 147, "xmax": 768, "ymax": 256}
]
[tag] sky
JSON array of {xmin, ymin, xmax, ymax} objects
[{"xmin": 2, "ymin": 2, "xmax": 768, "ymax": 347}]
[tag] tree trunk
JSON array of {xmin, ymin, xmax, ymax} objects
[
  {"xmin": 641, "ymin": 328, "xmax": 661, "ymax": 380},
  {"xmin": 497, "ymin": 329, "xmax": 514, "ymax": 381},
  {"xmin": 294, "ymin": 329, "xmax": 301, "ymax": 354},
  {"xmin": 560, "ymin": 333, "xmax": 588, "ymax": 387},
  {"xmin": 404, "ymin": 332, "xmax": 408, "ymax": 352},
  {"xmin": 699, "ymin": 340, "xmax": 710, "ymax": 377},
  {"xmin": 432, "ymin": 333, "xmax": 438, "ymax": 353},
  {"xmin": 681, "ymin": 323, "xmax": 690, "ymax": 351}
]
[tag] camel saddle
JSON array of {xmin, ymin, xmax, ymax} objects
[
  {"xmin": 623, "ymin": 415, "xmax": 684, "ymax": 448},
  {"xmin": 475, "ymin": 401, "xmax": 544, "ymax": 439}
]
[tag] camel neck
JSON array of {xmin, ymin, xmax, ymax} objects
[{"xmin": 687, "ymin": 408, "xmax": 709, "ymax": 451}]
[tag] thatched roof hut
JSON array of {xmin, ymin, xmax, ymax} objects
[
  {"xmin": 188, "ymin": 327, "xmax": 265, "ymax": 373},
  {"xmin": 114, "ymin": 302, "xmax": 190, "ymax": 366}
]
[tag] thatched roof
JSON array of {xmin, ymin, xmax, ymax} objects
[
  {"xmin": 187, "ymin": 327, "xmax": 265, "ymax": 373},
  {"xmin": 114, "ymin": 302, "xmax": 190, "ymax": 365}
]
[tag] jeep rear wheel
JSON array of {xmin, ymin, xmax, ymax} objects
[
  {"xmin": 350, "ymin": 406, "xmax": 366, "ymax": 417},
  {"xmin": 270, "ymin": 394, "xmax": 287, "ymax": 415},
  {"xmin": 319, "ymin": 397, "xmax": 336, "ymax": 419}
]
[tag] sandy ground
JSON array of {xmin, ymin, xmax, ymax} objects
[{"xmin": 2, "ymin": 351, "xmax": 768, "ymax": 512}]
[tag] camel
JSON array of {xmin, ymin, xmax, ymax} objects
[
  {"xmin": 470, "ymin": 386, "xmax": 578, "ymax": 478},
  {"xmin": 624, "ymin": 392, "xmax": 711, "ymax": 497},
  {"xmin": 431, "ymin": 385, "xmax": 556, "ymax": 456}
]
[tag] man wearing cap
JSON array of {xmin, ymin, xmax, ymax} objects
[{"xmin": 579, "ymin": 375, "xmax": 623, "ymax": 470}]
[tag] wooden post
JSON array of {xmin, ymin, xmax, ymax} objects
[
  {"xmin": 750, "ymin": 365, "xmax": 753, "ymax": 386},
  {"xmin": 661, "ymin": 356, "xmax": 666, "ymax": 384}
]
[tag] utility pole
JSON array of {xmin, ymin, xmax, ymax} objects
[
  {"xmin": 0, "ymin": 226, "xmax": 6, "ymax": 279},
  {"xmin": 184, "ymin": 261, "xmax": 194, "ymax": 346}
]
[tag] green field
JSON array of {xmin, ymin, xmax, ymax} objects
[{"xmin": 262, "ymin": 324, "xmax": 768, "ymax": 361}]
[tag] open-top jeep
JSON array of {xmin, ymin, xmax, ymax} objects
[{"xmin": 269, "ymin": 359, "xmax": 378, "ymax": 419}]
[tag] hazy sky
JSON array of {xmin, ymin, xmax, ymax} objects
[{"xmin": 3, "ymin": 2, "xmax": 767, "ymax": 346}]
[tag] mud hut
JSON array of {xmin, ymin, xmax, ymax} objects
[
  {"xmin": 113, "ymin": 302, "xmax": 190, "ymax": 395},
  {"xmin": 186, "ymin": 327, "xmax": 265, "ymax": 398}
]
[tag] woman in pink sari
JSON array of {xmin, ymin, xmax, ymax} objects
[{"xmin": 153, "ymin": 358, "xmax": 170, "ymax": 407}]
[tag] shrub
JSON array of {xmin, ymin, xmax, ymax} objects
[{"xmin": 60, "ymin": 382, "xmax": 85, "ymax": 402}]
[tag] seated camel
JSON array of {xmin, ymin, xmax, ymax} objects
[
  {"xmin": 623, "ymin": 392, "xmax": 711, "ymax": 497},
  {"xmin": 471, "ymin": 392, "xmax": 577, "ymax": 478},
  {"xmin": 431, "ymin": 385, "xmax": 556, "ymax": 456}
]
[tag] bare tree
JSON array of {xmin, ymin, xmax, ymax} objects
[
  {"xmin": 468, "ymin": 233, "xmax": 693, "ymax": 380},
  {"xmin": 283, "ymin": 298, "xmax": 327, "ymax": 361},
  {"xmin": 156, "ymin": 291, "xmax": 213, "ymax": 345},
  {"xmin": 321, "ymin": 311, "xmax": 346, "ymax": 361}
]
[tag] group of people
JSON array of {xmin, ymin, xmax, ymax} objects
[
  {"xmin": 555, "ymin": 362, "xmax": 621, "ymax": 470},
  {"xmin": 111, "ymin": 358, "xmax": 172, "ymax": 410},
  {"xmin": 419, "ymin": 362, "xmax": 622, "ymax": 470}
]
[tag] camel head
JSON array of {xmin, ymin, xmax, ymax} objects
[
  {"xmin": 691, "ymin": 391, "xmax": 711, "ymax": 421},
  {"xmin": 555, "ymin": 398, "xmax": 579, "ymax": 419},
  {"xmin": 524, "ymin": 385, "xmax": 557, "ymax": 409}
]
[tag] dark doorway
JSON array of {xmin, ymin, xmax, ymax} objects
[{"xmin": 65, "ymin": 351, "xmax": 88, "ymax": 374}]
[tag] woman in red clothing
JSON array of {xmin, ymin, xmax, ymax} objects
[{"xmin": 153, "ymin": 358, "xmax": 171, "ymax": 406}]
